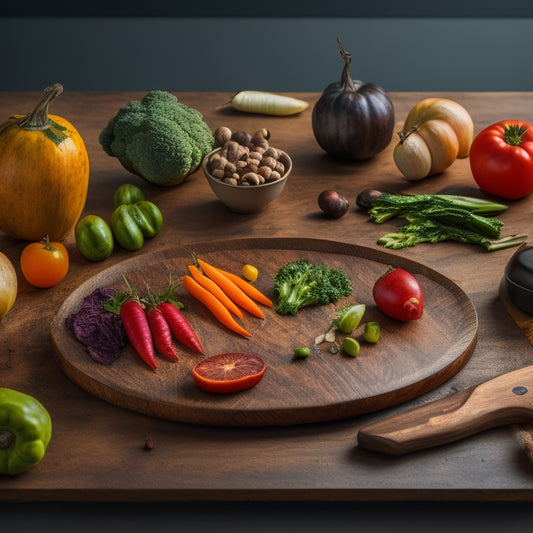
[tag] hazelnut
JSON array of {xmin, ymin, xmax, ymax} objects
[{"xmin": 214, "ymin": 126, "xmax": 232, "ymax": 147}]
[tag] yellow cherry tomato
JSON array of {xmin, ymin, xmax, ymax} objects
[
  {"xmin": 242, "ymin": 263, "xmax": 258, "ymax": 282},
  {"xmin": 20, "ymin": 236, "xmax": 69, "ymax": 288}
]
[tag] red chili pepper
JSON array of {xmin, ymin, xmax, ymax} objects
[
  {"xmin": 120, "ymin": 299, "xmax": 157, "ymax": 370},
  {"xmin": 147, "ymin": 307, "xmax": 178, "ymax": 360},
  {"xmin": 157, "ymin": 302, "xmax": 204, "ymax": 354}
]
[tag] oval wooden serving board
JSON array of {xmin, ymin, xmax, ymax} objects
[{"xmin": 51, "ymin": 238, "xmax": 478, "ymax": 426}]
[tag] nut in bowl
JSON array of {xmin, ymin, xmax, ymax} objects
[{"xmin": 202, "ymin": 127, "xmax": 292, "ymax": 214}]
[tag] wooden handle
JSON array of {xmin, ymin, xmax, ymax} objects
[{"xmin": 357, "ymin": 365, "xmax": 533, "ymax": 455}]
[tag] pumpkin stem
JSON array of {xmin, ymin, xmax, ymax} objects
[
  {"xmin": 337, "ymin": 38, "xmax": 356, "ymax": 92},
  {"xmin": 17, "ymin": 83, "xmax": 64, "ymax": 131},
  {"xmin": 397, "ymin": 125, "xmax": 419, "ymax": 144}
]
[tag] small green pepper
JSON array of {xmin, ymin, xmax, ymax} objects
[
  {"xmin": 0, "ymin": 388, "xmax": 52, "ymax": 476},
  {"xmin": 113, "ymin": 183, "xmax": 145, "ymax": 208},
  {"xmin": 111, "ymin": 200, "xmax": 163, "ymax": 251},
  {"xmin": 363, "ymin": 322, "xmax": 381, "ymax": 344},
  {"xmin": 75, "ymin": 214, "xmax": 114, "ymax": 261}
]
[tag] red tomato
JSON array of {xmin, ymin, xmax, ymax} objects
[
  {"xmin": 373, "ymin": 267, "xmax": 423, "ymax": 321},
  {"xmin": 469, "ymin": 120, "xmax": 533, "ymax": 200},
  {"xmin": 192, "ymin": 352, "xmax": 266, "ymax": 393},
  {"xmin": 20, "ymin": 236, "xmax": 69, "ymax": 288}
]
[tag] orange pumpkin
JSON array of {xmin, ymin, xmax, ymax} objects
[{"xmin": 0, "ymin": 83, "xmax": 89, "ymax": 241}]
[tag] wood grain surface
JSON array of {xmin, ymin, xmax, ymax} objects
[
  {"xmin": 3, "ymin": 91, "xmax": 533, "ymax": 501},
  {"xmin": 51, "ymin": 238, "xmax": 477, "ymax": 426}
]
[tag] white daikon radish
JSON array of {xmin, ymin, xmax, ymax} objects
[{"xmin": 231, "ymin": 91, "xmax": 309, "ymax": 116}]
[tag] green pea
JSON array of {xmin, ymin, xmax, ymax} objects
[
  {"xmin": 342, "ymin": 337, "xmax": 360, "ymax": 357},
  {"xmin": 294, "ymin": 347, "xmax": 310, "ymax": 358},
  {"xmin": 363, "ymin": 322, "xmax": 381, "ymax": 344}
]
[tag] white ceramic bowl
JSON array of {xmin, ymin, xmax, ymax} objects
[{"xmin": 202, "ymin": 148, "xmax": 291, "ymax": 214}]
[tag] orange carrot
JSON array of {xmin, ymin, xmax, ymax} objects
[
  {"xmin": 214, "ymin": 266, "xmax": 273, "ymax": 307},
  {"xmin": 188, "ymin": 264, "xmax": 244, "ymax": 320},
  {"xmin": 197, "ymin": 259, "xmax": 265, "ymax": 319},
  {"xmin": 182, "ymin": 275, "xmax": 252, "ymax": 338}
]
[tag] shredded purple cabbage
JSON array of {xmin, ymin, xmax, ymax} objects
[{"xmin": 66, "ymin": 287, "xmax": 127, "ymax": 365}]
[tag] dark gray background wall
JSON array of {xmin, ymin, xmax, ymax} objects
[{"xmin": 2, "ymin": 1, "xmax": 533, "ymax": 92}]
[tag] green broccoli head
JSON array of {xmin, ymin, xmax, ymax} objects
[
  {"xmin": 99, "ymin": 90, "xmax": 214, "ymax": 186},
  {"xmin": 273, "ymin": 260, "xmax": 352, "ymax": 315}
]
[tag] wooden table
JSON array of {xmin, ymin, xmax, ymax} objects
[{"xmin": 2, "ymin": 91, "xmax": 533, "ymax": 502}]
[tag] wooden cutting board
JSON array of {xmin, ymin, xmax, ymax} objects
[
  {"xmin": 354, "ymin": 281, "xmax": 533, "ymax": 455},
  {"xmin": 50, "ymin": 237, "xmax": 478, "ymax": 426}
]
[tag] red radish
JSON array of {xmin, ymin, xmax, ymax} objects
[
  {"xmin": 157, "ymin": 302, "xmax": 204, "ymax": 354},
  {"xmin": 372, "ymin": 267, "xmax": 424, "ymax": 321},
  {"xmin": 120, "ymin": 300, "xmax": 158, "ymax": 369},
  {"xmin": 147, "ymin": 307, "xmax": 178, "ymax": 360}
]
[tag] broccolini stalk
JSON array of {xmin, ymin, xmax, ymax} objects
[
  {"xmin": 415, "ymin": 207, "xmax": 504, "ymax": 238},
  {"xmin": 357, "ymin": 189, "xmax": 509, "ymax": 224},
  {"xmin": 357, "ymin": 189, "xmax": 526, "ymax": 252},
  {"xmin": 377, "ymin": 217, "xmax": 526, "ymax": 251}
]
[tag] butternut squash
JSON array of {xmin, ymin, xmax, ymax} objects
[{"xmin": 0, "ymin": 84, "xmax": 89, "ymax": 241}]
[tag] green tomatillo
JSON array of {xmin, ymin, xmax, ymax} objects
[
  {"xmin": 113, "ymin": 183, "xmax": 145, "ymax": 208},
  {"xmin": 75, "ymin": 214, "xmax": 114, "ymax": 261},
  {"xmin": 0, "ymin": 387, "xmax": 52, "ymax": 476},
  {"xmin": 111, "ymin": 200, "xmax": 163, "ymax": 251}
]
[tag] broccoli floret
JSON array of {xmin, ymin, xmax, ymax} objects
[
  {"xmin": 99, "ymin": 90, "xmax": 214, "ymax": 186},
  {"xmin": 273, "ymin": 260, "xmax": 352, "ymax": 315}
]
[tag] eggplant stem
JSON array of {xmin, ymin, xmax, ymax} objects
[{"xmin": 337, "ymin": 37, "xmax": 356, "ymax": 92}]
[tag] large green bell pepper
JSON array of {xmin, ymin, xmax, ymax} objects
[
  {"xmin": 0, "ymin": 388, "xmax": 52, "ymax": 475},
  {"xmin": 111, "ymin": 200, "xmax": 163, "ymax": 251}
]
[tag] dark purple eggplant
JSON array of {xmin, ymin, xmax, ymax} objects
[{"xmin": 312, "ymin": 39, "xmax": 395, "ymax": 161}]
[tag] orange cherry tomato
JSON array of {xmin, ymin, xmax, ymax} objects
[{"xmin": 20, "ymin": 236, "xmax": 69, "ymax": 288}]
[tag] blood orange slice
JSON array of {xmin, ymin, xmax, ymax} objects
[{"xmin": 192, "ymin": 352, "xmax": 266, "ymax": 393}]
